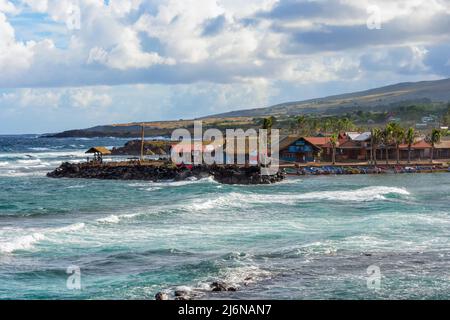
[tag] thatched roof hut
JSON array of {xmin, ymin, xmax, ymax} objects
[{"xmin": 85, "ymin": 147, "xmax": 112, "ymax": 155}]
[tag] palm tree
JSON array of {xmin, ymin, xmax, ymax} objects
[
  {"xmin": 371, "ymin": 128, "xmax": 382, "ymax": 165},
  {"xmin": 405, "ymin": 127, "xmax": 415, "ymax": 164},
  {"xmin": 262, "ymin": 117, "xmax": 273, "ymax": 130},
  {"xmin": 296, "ymin": 115, "xmax": 306, "ymax": 134},
  {"xmin": 268, "ymin": 116, "xmax": 276, "ymax": 128},
  {"xmin": 391, "ymin": 123, "xmax": 405, "ymax": 164},
  {"xmin": 336, "ymin": 118, "xmax": 355, "ymax": 132},
  {"xmin": 383, "ymin": 123, "xmax": 395, "ymax": 164},
  {"xmin": 429, "ymin": 129, "xmax": 442, "ymax": 163},
  {"xmin": 330, "ymin": 133, "xmax": 338, "ymax": 165},
  {"xmin": 309, "ymin": 118, "xmax": 319, "ymax": 135}
]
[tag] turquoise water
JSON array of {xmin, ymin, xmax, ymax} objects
[{"xmin": 1, "ymin": 135, "xmax": 450, "ymax": 299}]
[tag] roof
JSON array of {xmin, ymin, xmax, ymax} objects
[
  {"xmin": 303, "ymin": 137, "xmax": 331, "ymax": 147},
  {"xmin": 337, "ymin": 140, "xmax": 363, "ymax": 149},
  {"xmin": 353, "ymin": 132, "xmax": 371, "ymax": 141},
  {"xmin": 279, "ymin": 135, "xmax": 302, "ymax": 150},
  {"xmin": 435, "ymin": 140, "xmax": 450, "ymax": 149},
  {"xmin": 85, "ymin": 147, "xmax": 111, "ymax": 155},
  {"xmin": 346, "ymin": 132, "xmax": 361, "ymax": 140},
  {"xmin": 279, "ymin": 135, "xmax": 322, "ymax": 151},
  {"xmin": 399, "ymin": 140, "xmax": 431, "ymax": 149}
]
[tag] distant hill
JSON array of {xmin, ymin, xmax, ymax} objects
[
  {"xmin": 46, "ymin": 78, "xmax": 450, "ymax": 138},
  {"xmin": 211, "ymin": 78, "xmax": 450, "ymax": 118}
]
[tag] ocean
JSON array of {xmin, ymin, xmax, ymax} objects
[{"xmin": 1, "ymin": 135, "xmax": 450, "ymax": 299}]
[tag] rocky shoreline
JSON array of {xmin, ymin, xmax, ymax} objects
[{"xmin": 47, "ymin": 162, "xmax": 285, "ymax": 184}]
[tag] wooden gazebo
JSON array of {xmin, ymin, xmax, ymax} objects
[{"xmin": 85, "ymin": 147, "xmax": 111, "ymax": 163}]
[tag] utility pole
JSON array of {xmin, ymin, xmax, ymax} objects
[{"xmin": 140, "ymin": 123, "xmax": 145, "ymax": 162}]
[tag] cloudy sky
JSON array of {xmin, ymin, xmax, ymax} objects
[{"xmin": 1, "ymin": 0, "xmax": 450, "ymax": 133}]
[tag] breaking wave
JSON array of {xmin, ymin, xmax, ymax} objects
[
  {"xmin": 294, "ymin": 186, "xmax": 410, "ymax": 202},
  {"xmin": 185, "ymin": 186, "xmax": 410, "ymax": 211},
  {"xmin": 96, "ymin": 214, "xmax": 140, "ymax": 224},
  {"xmin": 0, "ymin": 233, "xmax": 46, "ymax": 254},
  {"xmin": 0, "ymin": 222, "xmax": 86, "ymax": 254}
]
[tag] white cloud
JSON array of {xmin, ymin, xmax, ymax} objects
[
  {"xmin": 69, "ymin": 88, "xmax": 112, "ymax": 108},
  {"xmin": 135, "ymin": 0, "xmax": 282, "ymax": 64},
  {"xmin": 87, "ymin": 27, "xmax": 175, "ymax": 70},
  {"xmin": 1, "ymin": 0, "xmax": 445, "ymax": 88},
  {"xmin": 17, "ymin": 89, "xmax": 62, "ymax": 108},
  {"xmin": 1, "ymin": 0, "xmax": 449, "ymax": 134},
  {"xmin": 0, "ymin": 87, "xmax": 113, "ymax": 110},
  {"xmin": 0, "ymin": 0, "xmax": 18, "ymax": 14},
  {"xmin": 0, "ymin": 12, "xmax": 35, "ymax": 75},
  {"xmin": 280, "ymin": 55, "xmax": 361, "ymax": 83}
]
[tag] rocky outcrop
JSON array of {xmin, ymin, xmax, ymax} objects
[
  {"xmin": 154, "ymin": 292, "xmax": 169, "ymax": 300},
  {"xmin": 47, "ymin": 162, "xmax": 208, "ymax": 181},
  {"xmin": 154, "ymin": 280, "xmax": 239, "ymax": 300},
  {"xmin": 210, "ymin": 165, "xmax": 285, "ymax": 184},
  {"xmin": 47, "ymin": 162, "xmax": 285, "ymax": 184},
  {"xmin": 210, "ymin": 281, "xmax": 237, "ymax": 292}
]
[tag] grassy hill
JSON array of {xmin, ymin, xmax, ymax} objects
[
  {"xmin": 211, "ymin": 78, "xmax": 450, "ymax": 118},
  {"xmin": 46, "ymin": 78, "xmax": 450, "ymax": 138}
]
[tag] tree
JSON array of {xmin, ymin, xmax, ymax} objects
[
  {"xmin": 296, "ymin": 115, "xmax": 306, "ymax": 134},
  {"xmin": 443, "ymin": 102, "xmax": 450, "ymax": 126},
  {"xmin": 330, "ymin": 133, "xmax": 338, "ymax": 165},
  {"xmin": 262, "ymin": 117, "xmax": 273, "ymax": 130},
  {"xmin": 405, "ymin": 127, "xmax": 415, "ymax": 164},
  {"xmin": 391, "ymin": 123, "xmax": 405, "ymax": 164},
  {"xmin": 322, "ymin": 119, "xmax": 332, "ymax": 133},
  {"xmin": 383, "ymin": 123, "xmax": 395, "ymax": 164},
  {"xmin": 429, "ymin": 128, "xmax": 442, "ymax": 163},
  {"xmin": 336, "ymin": 117, "xmax": 355, "ymax": 132},
  {"xmin": 371, "ymin": 128, "xmax": 382, "ymax": 165},
  {"xmin": 308, "ymin": 118, "xmax": 319, "ymax": 135},
  {"xmin": 268, "ymin": 116, "xmax": 277, "ymax": 128}
]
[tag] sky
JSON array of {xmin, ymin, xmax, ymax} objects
[{"xmin": 1, "ymin": 0, "xmax": 450, "ymax": 134}]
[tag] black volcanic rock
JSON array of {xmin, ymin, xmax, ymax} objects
[
  {"xmin": 210, "ymin": 281, "xmax": 237, "ymax": 292},
  {"xmin": 47, "ymin": 163, "xmax": 285, "ymax": 185}
]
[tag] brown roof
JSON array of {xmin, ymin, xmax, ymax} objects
[
  {"xmin": 279, "ymin": 135, "xmax": 302, "ymax": 150},
  {"xmin": 85, "ymin": 147, "xmax": 111, "ymax": 155},
  {"xmin": 304, "ymin": 137, "xmax": 331, "ymax": 147},
  {"xmin": 435, "ymin": 140, "xmax": 450, "ymax": 149},
  {"xmin": 337, "ymin": 140, "xmax": 368, "ymax": 149},
  {"xmin": 279, "ymin": 136, "xmax": 321, "ymax": 151},
  {"xmin": 399, "ymin": 140, "xmax": 431, "ymax": 150}
]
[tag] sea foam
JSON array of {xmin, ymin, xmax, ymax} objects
[
  {"xmin": 185, "ymin": 186, "xmax": 410, "ymax": 211},
  {"xmin": 0, "ymin": 222, "xmax": 86, "ymax": 254},
  {"xmin": 0, "ymin": 233, "xmax": 46, "ymax": 254},
  {"xmin": 294, "ymin": 186, "xmax": 410, "ymax": 202},
  {"xmin": 96, "ymin": 213, "xmax": 140, "ymax": 224}
]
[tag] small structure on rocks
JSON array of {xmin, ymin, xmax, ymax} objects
[{"xmin": 85, "ymin": 146, "xmax": 111, "ymax": 163}]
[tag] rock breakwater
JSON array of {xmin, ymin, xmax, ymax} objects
[{"xmin": 47, "ymin": 162, "xmax": 285, "ymax": 184}]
